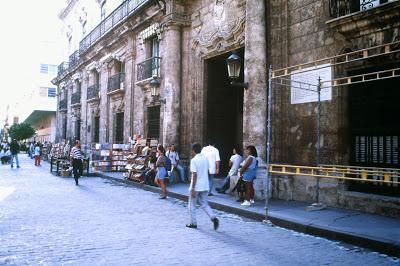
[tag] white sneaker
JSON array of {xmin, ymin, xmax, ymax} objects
[
  {"xmin": 241, "ymin": 200, "xmax": 251, "ymax": 206},
  {"xmin": 250, "ymin": 199, "xmax": 255, "ymax": 204}
]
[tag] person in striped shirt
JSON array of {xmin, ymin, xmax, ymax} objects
[{"xmin": 70, "ymin": 140, "xmax": 83, "ymax": 186}]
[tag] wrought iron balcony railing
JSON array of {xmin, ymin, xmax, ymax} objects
[
  {"xmin": 58, "ymin": 62, "xmax": 69, "ymax": 76},
  {"xmin": 71, "ymin": 91, "xmax": 81, "ymax": 105},
  {"xmin": 137, "ymin": 57, "xmax": 161, "ymax": 81},
  {"xmin": 329, "ymin": 0, "xmax": 391, "ymax": 18},
  {"xmin": 87, "ymin": 84, "xmax": 100, "ymax": 100},
  {"xmin": 79, "ymin": 0, "xmax": 150, "ymax": 54},
  {"xmin": 69, "ymin": 50, "xmax": 80, "ymax": 68},
  {"xmin": 59, "ymin": 99, "xmax": 67, "ymax": 110},
  {"xmin": 108, "ymin": 73, "xmax": 125, "ymax": 93}
]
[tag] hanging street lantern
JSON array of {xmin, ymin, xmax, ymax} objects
[
  {"xmin": 149, "ymin": 76, "xmax": 165, "ymax": 104},
  {"xmin": 226, "ymin": 51, "xmax": 248, "ymax": 90},
  {"xmin": 150, "ymin": 76, "xmax": 160, "ymax": 97}
]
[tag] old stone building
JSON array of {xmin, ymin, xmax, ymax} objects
[
  {"xmin": 54, "ymin": 0, "xmax": 266, "ymax": 163},
  {"xmin": 267, "ymin": 0, "xmax": 400, "ymax": 217},
  {"xmin": 53, "ymin": 0, "xmax": 400, "ymax": 217}
]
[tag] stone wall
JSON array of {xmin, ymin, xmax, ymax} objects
[
  {"xmin": 268, "ymin": 0, "xmax": 347, "ymax": 166},
  {"xmin": 270, "ymin": 174, "xmax": 400, "ymax": 218}
]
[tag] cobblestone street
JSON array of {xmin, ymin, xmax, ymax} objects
[{"xmin": 0, "ymin": 156, "xmax": 398, "ymax": 266}]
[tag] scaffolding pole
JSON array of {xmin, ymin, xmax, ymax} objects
[{"xmin": 264, "ymin": 65, "xmax": 273, "ymax": 222}]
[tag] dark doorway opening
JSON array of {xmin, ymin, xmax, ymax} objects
[
  {"xmin": 115, "ymin": 112, "xmax": 124, "ymax": 143},
  {"xmin": 206, "ymin": 49, "xmax": 244, "ymax": 176},
  {"xmin": 348, "ymin": 65, "xmax": 400, "ymax": 197},
  {"xmin": 93, "ymin": 116, "xmax": 100, "ymax": 143},
  {"xmin": 148, "ymin": 106, "xmax": 161, "ymax": 140}
]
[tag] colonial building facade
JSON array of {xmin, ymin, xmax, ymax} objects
[
  {"xmin": 53, "ymin": 0, "xmax": 266, "ymax": 163},
  {"xmin": 53, "ymin": 0, "xmax": 400, "ymax": 217}
]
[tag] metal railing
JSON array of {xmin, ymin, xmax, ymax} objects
[
  {"xmin": 137, "ymin": 56, "xmax": 161, "ymax": 81},
  {"xmin": 58, "ymin": 62, "xmax": 69, "ymax": 76},
  {"xmin": 268, "ymin": 164, "xmax": 400, "ymax": 185},
  {"xmin": 71, "ymin": 91, "xmax": 81, "ymax": 105},
  {"xmin": 59, "ymin": 99, "xmax": 67, "ymax": 110},
  {"xmin": 329, "ymin": 0, "xmax": 392, "ymax": 18},
  {"xmin": 87, "ymin": 84, "xmax": 100, "ymax": 100},
  {"xmin": 79, "ymin": 0, "xmax": 150, "ymax": 54},
  {"xmin": 69, "ymin": 50, "xmax": 80, "ymax": 68},
  {"xmin": 108, "ymin": 73, "xmax": 125, "ymax": 93}
]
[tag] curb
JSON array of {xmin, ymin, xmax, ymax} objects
[{"xmin": 96, "ymin": 173, "xmax": 400, "ymax": 257}]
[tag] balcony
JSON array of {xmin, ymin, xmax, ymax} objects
[
  {"xmin": 137, "ymin": 57, "xmax": 161, "ymax": 82},
  {"xmin": 69, "ymin": 50, "xmax": 80, "ymax": 69},
  {"xmin": 71, "ymin": 91, "xmax": 81, "ymax": 106},
  {"xmin": 107, "ymin": 73, "xmax": 125, "ymax": 96},
  {"xmin": 87, "ymin": 84, "xmax": 100, "ymax": 102},
  {"xmin": 59, "ymin": 99, "xmax": 67, "ymax": 111},
  {"xmin": 329, "ymin": 0, "xmax": 394, "ymax": 18},
  {"xmin": 327, "ymin": 0, "xmax": 400, "ymax": 35},
  {"xmin": 57, "ymin": 62, "xmax": 69, "ymax": 76},
  {"xmin": 79, "ymin": 0, "xmax": 151, "ymax": 54}
]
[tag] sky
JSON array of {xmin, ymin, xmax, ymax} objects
[{"xmin": 0, "ymin": 0, "xmax": 64, "ymax": 124}]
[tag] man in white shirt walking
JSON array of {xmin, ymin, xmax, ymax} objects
[
  {"xmin": 201, "ymin": 142, "xmax": 221, "ymax": 196},
  {"xmin": 186, "ymin": 143, "xmax": 219, "ymax": 230}
]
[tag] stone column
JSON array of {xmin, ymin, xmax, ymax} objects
[
  {"xmin": 66, "ymin": 86, "xmax": 72, "ymax": 141},
  {"xmin": 161, "ymin": 24, "xmax": 182, "ymax": 147},
  {"xmin": 243, "ymin": 0, "xmax": 267, "ymax": 161},
  {"xmin": 81, "ymin": 73, "xmax": 88, "ymax": 145},
  {"xmin": 99, "ymin": 65, "xmax": 109, "ymax": 143},
  {"xmin": 123, "ymin": 51, "xmax": 135, "ymax": 143}
]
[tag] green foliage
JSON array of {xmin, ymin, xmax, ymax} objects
[{"xmin": 8, "ymin": 123, "xmax": 36, "ymax": 141}]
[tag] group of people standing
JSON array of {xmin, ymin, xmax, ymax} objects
[
  {"xmin": 152, "ymin": 144, "xmax": 187, "ymax": 199},
  {"xmin": 150, "ymin": 141, "xmax": 258, "ymax": 230},
  {"xmin": 0, "ymin": 140, "xmax": 49, "ymax": 168},
  {"xmin": 153, "ymin": 142, "xmax": 258, "ymax": 206},
  {"xmin": 215, "ymin": 145, "xmax": 258, "ymax": 207}
]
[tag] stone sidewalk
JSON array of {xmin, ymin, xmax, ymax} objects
[{"xmin": 96, "ymin": 171, "xmax": 400, "ymax": 257}]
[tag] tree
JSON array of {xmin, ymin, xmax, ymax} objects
[{"xmin": 8, "ymin": 123, "xmax": 36, "ymax": 141}]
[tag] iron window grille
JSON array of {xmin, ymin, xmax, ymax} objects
[
  {"xmin": 147, "ymin": 106, "xmax": 160, "ymax": 139},
  {"xmin": 69, "ymin": 50, "xmax": 80, "ymax": 68},
  {"xmin": 71, "ymin": 91, "xmax": 81, "ymax": 105},
  {"xmin": 59, "ymin": 99, "xmax": 67, "ymax": 110},
  {"xmin": 87, "ymin": 84, "xmax": 100, "ymax": 100},
  {"xmin": 107, "ymin": 72, "xmax": 125, "ymax": 92},
  {"xmin": 137, "ymin": 56, "xmax": 161, "ymax": 81}
]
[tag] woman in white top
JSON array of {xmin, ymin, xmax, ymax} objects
[{"xmin": 216, "ymin": 145, "xmax": 243, "ymax": 194}]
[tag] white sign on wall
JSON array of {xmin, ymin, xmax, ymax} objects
[{"xmin": 290, "ymin": 63, "xmax": 332, "ymax": 105}]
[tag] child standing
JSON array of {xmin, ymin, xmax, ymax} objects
[{"xmin": 34, "ymin": 142, "xmax": 41, "ymax": 166}]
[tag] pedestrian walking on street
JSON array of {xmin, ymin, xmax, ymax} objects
[
  {"xmin": 70, "ymin": 140, "xmax": 83, "ymax": 186},
  {"xmin": 9, "ymin": 139, "xmax": 20, "ymax": 168},
  {"xmin": 34, "ymin": 142, "xmax": 41, "ymax": 166},
  {"xmin": 187, "ymin": 143, "xmax": 219, "ymax": 230},
  {"xmin": 201, "ymin": 141, "xmax": 221, "ymax": 196},
  {"xmin": 239, "ymin": 145, "xmax": 258, "ymax": 207},
  {"xmin": 154, "ymin": 144, "xmax": 168, "ymax": 199}
]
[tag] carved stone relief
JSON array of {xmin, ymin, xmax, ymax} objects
[{"xmin": 191, "ymin": 15, "xmax": 246, "ymax": 58}]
